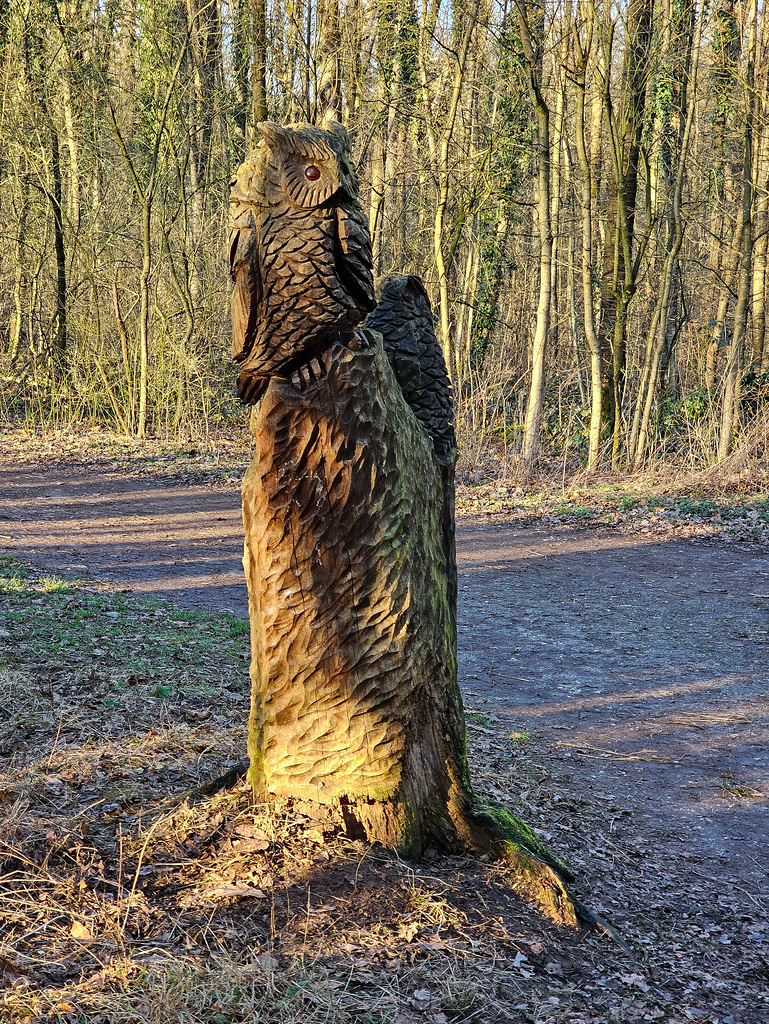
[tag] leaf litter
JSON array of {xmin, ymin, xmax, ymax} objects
[
  {"xmin": 3, "ymin": 422, "xmax": 769, "ymax": 542},
  {"xmin": 0, "ymin": 562, "xmax": 767, "ymax": 1022}
]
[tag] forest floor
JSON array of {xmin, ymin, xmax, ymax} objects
[{"xmin": 0, "ymin": 425, "xmax": 768, "ymax": 1024}]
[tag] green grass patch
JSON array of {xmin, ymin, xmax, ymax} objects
[
  {"xmin": 466, "ymin": 711, "xmax": 494, "ymax": 728},
  {"xmin": 508, "ymin": 729, "xmax": 534, "ymax": 744},
  {"xmin": 0, "ymin": 552, "xmax": 250, "ymax": 686}
]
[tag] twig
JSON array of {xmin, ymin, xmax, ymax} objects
[
  {"xmin": 688, "ymin": 869, "xmax": 768, "ymax": 910},
  {"xmin": 556, "ymin": 742, "xmax": 679, "ymax": 764},
  {"xmin": 46, "ymin": 708, "xmax": 66, "ymax": 769}
]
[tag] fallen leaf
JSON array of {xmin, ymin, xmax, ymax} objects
[
  {"xmin": 410, "ymin": 988, "xmax": 432, "ymax": 1010},
  {"xmin": 198, "ymin": 883, "xmax": 267, "ymax": 901},
  {"xmin": 620, "ymin": 972, "xmax": 650, "ymax": 992}
]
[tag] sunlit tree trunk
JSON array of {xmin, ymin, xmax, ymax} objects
[
  {"xmin": 630, "ymin": 0, "xmax": 698, "ymax": 467},
  {"xmin": 8, "ymin": 171, "xmax": 30, "ymax": 365},
  {"xmin": 752, "ymin": 121, "xmax": 768, "ymax": 368},
  {"xmin": 573, "ymin": 1, "xmax": 602, "ymax": 472},
  {"xmin": 719, "ymin": 0, "xmax": 757, "ymax": 460},
  {"xmin": 317, "ymin": 0, "xmax": 341, "ymax": 118},
  {"xmin": 232, "ymin": 0, "xmax": 250, "ymax": 154},
  {"xmin": 252, "ymin": 0, "xmax": 268, "ymax": 128},
  {"xmin": 598, "ymin": 0, "xmax": 653, "ymax": 466},
  {"xmin": 516, "ymin": 0, "xmax": 552, "ymax": 476},
  {"xmin": 430, "ymin": 0, "xmax": 481, "ymax": 374},
  {"xmin": 49, "ymin": 127, "xmax": 68, "ymax": 371}
]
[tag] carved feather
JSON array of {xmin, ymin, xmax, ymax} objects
[{"xmin": 364, "ymin": 275, "xmax": 456, "ymax": 461}]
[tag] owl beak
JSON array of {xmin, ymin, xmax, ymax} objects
[{"xmin": 257, "ymin": 121, "xmax": 292, "ymax": 152}]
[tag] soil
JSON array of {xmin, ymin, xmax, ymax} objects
[{"xmin": 2, "ymin": 456, "xmax": 768, "ymax": 1020}]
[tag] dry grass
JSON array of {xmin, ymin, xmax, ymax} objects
[
  {"xmin": 0, "ymin": 423, "xmax": 253, "ymax": 490},
  {"xmin": 2, "ymin": 645, "xmax": 767, "ymax": 1023},
  {"xmin": 3, "ymin": 415, "xmax": 769, "ymax": 511},
  {"xmin": 0, "ymin": 664, "xmax": 585, "ymax": 1024}
]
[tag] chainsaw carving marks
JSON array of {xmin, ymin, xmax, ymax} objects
[
  {"xmin": 233, "ymin": 122, "xmax": 467, "ymax": 851},
  {"xmin": 242, "ymin": 339, "xmax": 460, "ymax": 824},
  {"xmin": 365, "ymin": 275, "xmax": 456, "ymax": 462}
]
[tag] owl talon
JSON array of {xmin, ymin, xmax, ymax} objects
[{"xmin": 290, "ymin": 357, "xmax": 327, "ymax": 393}]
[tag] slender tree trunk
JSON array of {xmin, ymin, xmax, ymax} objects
[
  {"xmin": 50, "ymin": 127, "xmax": 67, "ymax": 371},
  {"xmin": 516, "ymin": 0, "xmax": 552, "ymax": 476},
  {"xmin": 112, "ymin": 276, "xmax": 134, "ymax": 430},
  {"xmin": 549, "ymin": 58, "xmax": 566, "ymax": 359},
  {"xmin": 8, "ymin": 172, "xmax": 29, "ymax": 365},
  {"xmin": 137, "ymin": 194, "xmax": 151, "ymax": 438},
  {"xmin": 232, "ymin": 0, "xmax": 249, "ymax": 155},
  {"xmin": 752, "ymin": 123, "xmax": 768, "ymax": 367},
  {"xmin": 707, "ymin": 214, "xmax": 742, "ymax": 392},
  {"xmin": 61, "ymin": 73, "xmax": 81, "ymax": 230},
  {"xmin": 317, "ymin": 0, "xmax": 342, "ymax": 119},
  {"xmin": 598, "ymin": 0, "xmax": 653, "ymax": 463},
  {"xmin": 588, "ymin": 17, "xmax": 604, "ymax": 260},
  {"xmin": 368, "ymin": 134, "xmax": 386, "ymax": 274},
  {"xmin": 573, "ymin": 3, "xmax": 602, "ymax": 471},
  {"xmin": 719, "ymin": 0, "xmax": 757, "ymax": 460},
  {"xmin": 252, "ymin": 0, "xmax": 268, "ymax": 130},
  {"xmin": 630, "ymin": 0, "xmax": 698, "ymax": 467},
  {"xmin": 431, "ymin": 0, "xmax": 481, "ymax": 373}
]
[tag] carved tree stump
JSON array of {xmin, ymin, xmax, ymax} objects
[
  {"xmin": 242, "ymin": 332, "xmax": 469, "ymax": 852},
  {"xmin": 231, "ymin": 121, "xmax": 586, "ymax": 927}
]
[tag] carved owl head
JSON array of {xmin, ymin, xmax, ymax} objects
[
  {"xmin": 261, "ymin": 121, "xmax": 358, "ymax": 207},
  {"xmin": 229, "ymin": 121, "xmax": 376, "ymax": 403}
]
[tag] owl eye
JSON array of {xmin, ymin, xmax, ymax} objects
[{"xmin": 304, "ymin": 165, "xmax": 321, "ymax": 181}]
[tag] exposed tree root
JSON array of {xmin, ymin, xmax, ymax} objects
[
  {"xmin": 169, "ymin": 775, "xmax": 620, "ymax": 940},
  {"xmin": 455, "ymin": 801, "xmax": 610, "ymax": 932},
  {"xmin": 161, "ymin": 760, "xmax": 250, "ymax": 811}
]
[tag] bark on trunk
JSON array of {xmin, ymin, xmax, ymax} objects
[
  {"xmin": 516, "ymin": 0, "xmax": 552, "ymax": 476},
  {"xmin": 718, "ymin": 0, "xmax": 757, "ymax": 460},
  {"xmin": 598, "ymin": 0, "xmax": 653, "ymax": 461},
  {"xmin": 8, "ymin": 171, "xmax": 29, "ymax": 365},
  {"xmin": 252, "ymin": 0, "xmax": 268, "ymax": 129},
  {"xmin": 50, "ymin": 128, "xmax": 67, "ymax": 371},
  {"xmin": 573, "ymin": 6, "xmax": 602, "ymax": 471},
  {"xmin": 752, "ymin": 119, "xmax": 768, "ymax": 368}
]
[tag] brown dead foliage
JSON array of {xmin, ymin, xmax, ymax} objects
[{"xmin": 1, "ymin": 661, "xmax": 767, "ymax": 1024}]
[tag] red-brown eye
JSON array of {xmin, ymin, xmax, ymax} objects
[{"xmin": 305, "ymin": 165, "xmax": 321, "ymax": 181}]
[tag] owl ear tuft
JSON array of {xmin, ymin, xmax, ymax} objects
[
  {"xmin": 321, "ymin": 118, "xmax": 349, "ymax": 149},
  {"xmin": 258, "ymin": 121, "xmax": 292, "ymax": 152}
]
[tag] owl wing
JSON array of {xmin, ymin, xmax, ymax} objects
[
  {"xmin": 229, "ymin": 202, "xmax": 260, "ymax": 362},
  {"xmin": 229, "ymin": 201, "xmax": 271, "ymax": 405},
  {"xmin": 335, "ymin": 202, "xmax": 377, "ymax": 315},
  {"xmin": 364, "ymin": 275, "xmax": 456, "ymax": 462}
]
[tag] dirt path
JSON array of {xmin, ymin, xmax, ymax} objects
[
  {"xmin": 2, "ymin": 463, "xmax": 768, "ymax": 967},
  {"xmin": 457, "ymin": 519, "xmax": 769, "ymax": 900}
]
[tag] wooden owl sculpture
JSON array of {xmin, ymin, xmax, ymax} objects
[
  {"xmin": 230, "ymin": 121, "xmax": 376, "ymax": 404},
  {"xmin": 364, "ymin": 274, "xmax": 456, "ymax": 462},
  {"xmin": 230, "ymin": 121, "xmax": 470, "ymax": 854},
  {"xmin": 229, "ymin": 123, "xmax": 579, "ymax": 909}
]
